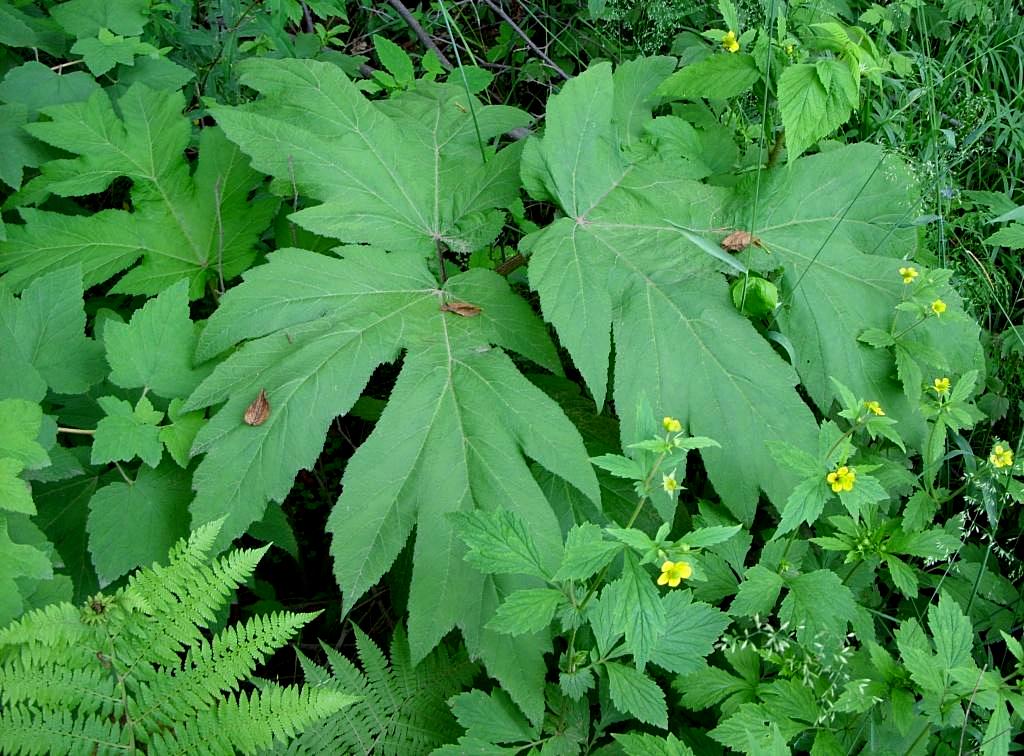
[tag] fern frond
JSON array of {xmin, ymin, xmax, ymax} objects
[
  {"xmin": 125, "ymin": 530, "xmax": 269, "ymax": 666},
  {"xmin": 285, "ymin": 624, "xmax": 477, "ymax": 755},
  {"xmin": 0, "ymin": 522, "xmax": 334, "ymax": 754},
  {"xmin": 0, "ymin": 705, "xmax": 128, "ymax": 756},
  {"xmin": 148, "ymin": 685, "xmax": 357, "ymax": 756},
  {"xmin": 0, "ymin": 655, "xmax": 118, "ymax": 715},
  {"xmin": 0, "ymin": 602, "xmax": 83, "ymax": 650},
  {"xmin": 133, "ymin": 610, "xmax": 317, "ymax": 728}
]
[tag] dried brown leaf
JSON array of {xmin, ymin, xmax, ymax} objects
[
  {"xmin": 243, "ymin": 388, "xmax": 270, "ymax": 426},
  {"xmin": 720, "ymin": 230, "xmax": 761, "ymax": 252},
  {"xmin": 440, "ymin": 300, "xmax": 482, "ymax": 317}
]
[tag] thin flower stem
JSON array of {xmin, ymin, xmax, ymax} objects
[
  {"xmin": 892, "ymin": 313, "xmax": 929, "ymax": 340},
  {"xmin": 574, "ymin": 450, "xmax": 669, "ymax": 615},
  {"xmin": 824, "ymin": 414, "xmax": 865, "ymax": 462},
  {"xmin": 113, "ymin": 461, "xmax": 133, "ymax": 485},
  {"xmin": 840, "ymin": 559, "xmax": 864, "ymax": 587}
]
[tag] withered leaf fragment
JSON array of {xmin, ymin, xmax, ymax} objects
[
  {"xmin": 720, "ymin": 230, "xmax": 762, "ymax": 252},
  {"xmin": 440, "ymin": 300, "xmax": 482, "ymax": 317},
  {"xmin": 243, "ymin": 388, "xmax": 270, "ymax": 426}
]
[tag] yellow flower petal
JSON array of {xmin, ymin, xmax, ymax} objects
[
  {"xmin": 657, "ymin": 560, "xmax": 692, "ymax": 588},
  {"xmin": 898, "ymin": 266, "xmax": 919, "ymax": 284},
  {"xmin": 990, "ymin": 444, "xmax": 1014, "ymax": 468}
]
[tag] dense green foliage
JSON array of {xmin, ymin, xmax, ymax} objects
[{"xmin": 1, "ymin": 0, "xmax": 1022, "ymax": 753}]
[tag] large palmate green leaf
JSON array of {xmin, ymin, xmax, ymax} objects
[
  {"xmin": 521, "ymin": 61, "xmax": 980, "ymax": 523},
  {"xmin": 724, "ymin": 152, "xmax": 982, "ymax": 448},
  {"xmin": 184, "ymin": 246, "xmax": 599, "ymax": 720},
  {"xmin": 0, "ymin": 85, "xmax": 277, "ymax": 297},
  {"xmin": 208, "ymin": 58, "xmax": 528, "ymax": 257},
  {"xmin": 522, "ymin": 61, "xmax": 817, "ymax": 524}
]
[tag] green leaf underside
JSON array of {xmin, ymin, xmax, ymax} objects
[
  {"xmin": 1, "ymin": 86, "xmax": 276, "ymax": 297},
  {"xmin": 208, "ymin": 58, "xmax": 528, "ymax": 257},
  {"xmin": 185, "ymin": 246, "xmax": 597, "ymax": 721},
  {"xmin": 522, "ymin": 62, "xmax": 980, "ymax": 522}
]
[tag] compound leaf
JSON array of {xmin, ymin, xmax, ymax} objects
[
  {"xmin": 778, "ymin": 61, "xmax": 857, "ymax": 160},
  {"xmin": 0, "ymin": 399, "xmax": 49, "ymax": 470},
  {"xmin": 649, "ymin": 590, "xmax": 730, "ymax": 675},
  {"xmin": 605, "ymin": 661, "xmax": 668, "ymax": 729}
]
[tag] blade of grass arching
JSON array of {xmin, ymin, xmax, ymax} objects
[
  {"xmin": 740, "ymin": 0, "xmax": 780, "ymax": 315},
  {"xmin": 438, "ymin": 0, "xmax": 487, "ymax": 164},
  {"xmin": 439, "ymin": 1, "xmax": 484, "ymax": 68},
  {"xmin": 912, "ymin": 6, "xmax": 951, "ymax": 268}
]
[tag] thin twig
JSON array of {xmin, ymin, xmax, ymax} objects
[
  {"xmin": 477, "ymin": 0, "xmax": 569, "ymax": 80},
  {"xmin": 384, "ymin": 0, "xmax": 454, "ymax": 70}
]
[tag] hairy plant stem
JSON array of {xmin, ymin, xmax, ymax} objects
[
  {"xmin": 564, "ymin": 449, "xmax": 669, "ymax": 671},
  {"xmin": 891, "ymin": 312, "xmax": 932, "ymax": 340},
  {"xmin": 840, "ymin": 558, "xmax": 864, "ymax": 587},
  {"xmin": 766, "ymin": 130, "xmax": 785, "ymax": 168},
  {"xmin": 57, "ymin": 426, "xmax": 95, "ymax": 435}
]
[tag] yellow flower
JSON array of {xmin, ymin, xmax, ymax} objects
[
  {"xmin": 826, "ymin": 465, "xmax": 856, "ymax": 493},
  {"xmin": 933, "ymin": 377, "xmax": 951, "ymax": 395},
  {"xmin": 931, "ymin": 299, "xmax": 947, "ymax": 316},
  {"xmin": 864, "ymin": 400, "xmax": 885, "ymax": 416},
  {"xmin": 990, "ymin": 444, "xmax": 1014, "ymax": 469},
  {"xmin": 657, "ymin": 560, "xmax": 692, "ymax": 587},
  {"xmin": 662, "ymin": 471, "xmax": 681, "ymax": 494},
  {"xmin": 722, "ymin": 30, "xmax": 740, "ymax": 53},
  {"xmin": 662, "ymin": 416, "xmax": 682, "ymax": 433},
  {"xmin": 898, "ymin": 266, "xmax": 919, "ymax": 284},
  {"xmin": 785, "ymin": 43, "xmax": 794, "ymax": 55}
]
